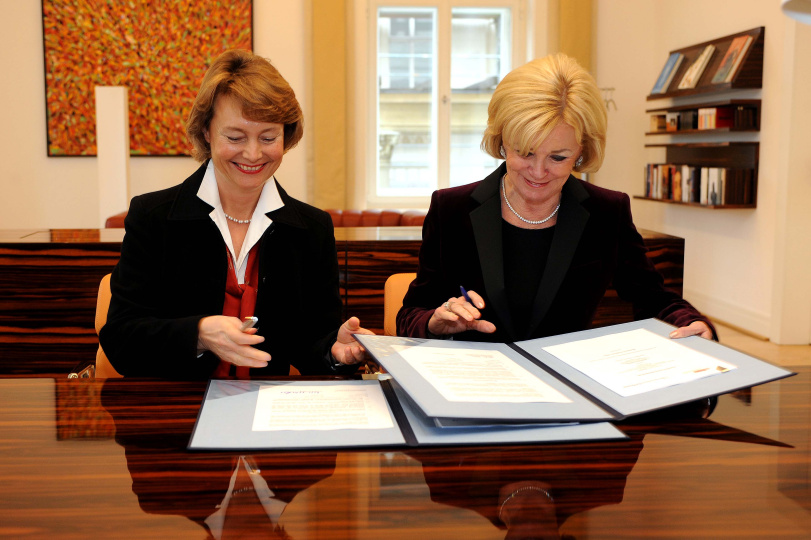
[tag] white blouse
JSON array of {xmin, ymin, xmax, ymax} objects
[{"xmin": 196, "ymin": 161, "xmax": 284, "ymax": 284}]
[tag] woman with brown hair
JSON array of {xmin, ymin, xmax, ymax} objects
[{"xmin": 101, "ymin": 49, "xmax": 371, "ymax": 378}]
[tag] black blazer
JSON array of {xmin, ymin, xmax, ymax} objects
[
  {"xmin": 397, "ymin": 163, "xmax": 714, "ymax": 343},
  {"xmin": 99, "ymin": 162, "xmax": 344, "ymax": 379}
]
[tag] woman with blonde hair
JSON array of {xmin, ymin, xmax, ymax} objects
[{"xmin": 398, "ymin": 53, "xmax": 714, "ymax": 342}]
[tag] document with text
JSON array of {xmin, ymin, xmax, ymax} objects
[
  {"xmin": 252, "ymin": 384, "xmax": 395, "ymax": 431},
  {"xmin": 357, "ymin": 319, "xmax": 794, "ymax": 422},
  {"xmin": 541, "ymin": 328, "xmax": 736, "ymax": 397},
  {"xmin": 398, "ymin": 345, "xmax": 571, "ymax": 403}
]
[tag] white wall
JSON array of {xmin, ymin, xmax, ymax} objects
[
  {"xmin": 0, "ymin": 0, "xmax": 309, "ymax": 230},
  {"xmin": 592, "ymin": 0, "xmax": 809, "ymax": 343}
]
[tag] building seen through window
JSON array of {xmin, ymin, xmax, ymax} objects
[{"xmin": 376, "ymin": 6, "xmax": 512, "ymax": 197}]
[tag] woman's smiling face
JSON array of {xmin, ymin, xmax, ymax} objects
[
  {"xmin": 204, "ymin": 93, "xmax": 285, "ymax": 193},
  {"xmin": 503, "ymin": 123, "xmax": 581, "ymax": 208}
]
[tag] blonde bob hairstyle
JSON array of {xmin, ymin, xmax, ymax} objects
[
  {"xmin": 186, "ymin": 49, "xmax": 303, "ymax": 161},
  {"xmin": 481, "ymin": 53, "xmax": 607, "ymax": 173}
]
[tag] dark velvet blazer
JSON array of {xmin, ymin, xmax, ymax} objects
[
  {"xmin": 99, "ymin": 161, "xmax": 344, "ymax": 379},
  {"xmin": 397, "ymin": 163, "xmax": 714, "ymax": 343}
]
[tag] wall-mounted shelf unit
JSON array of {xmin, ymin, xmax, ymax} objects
[{"xmin": 638, "ymin": 27, "xmax": 763, "ymax": 209}]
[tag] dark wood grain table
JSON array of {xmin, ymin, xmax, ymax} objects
[{"xmin": 1, "ymin": 368, "xmax": 808, "ymax": 539}]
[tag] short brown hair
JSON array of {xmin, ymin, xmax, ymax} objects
[
  {"xmin": 481, "ymin": 53, "xmax": 607, "ymax": 173},
  {"xmin": 186, "ymin": 49, "xmax": 304, "ymax": 161}
]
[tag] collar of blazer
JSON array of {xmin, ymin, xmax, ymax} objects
[
  {"xmin": 468, "ymin": 164, "xmax": 592, "ymax": 341},
  {"xmin": 166, "ymin": 160, "xmax": 308, "ymax": 230}
]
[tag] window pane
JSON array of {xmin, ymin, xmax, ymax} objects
[
  {"xmin": 377, "ymin": 8, "xmax": 436, "ymax": 196},
  {"xmin": 449, "ymin": 8, "xmax": 510, "ymax": 187}
]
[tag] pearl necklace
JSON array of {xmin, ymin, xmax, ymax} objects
[
  {"xmin": 501, "ymin": 175, "xmax": 560, "ymax": 225},
  {"xmin": 223, "ymin": 211, "xmax": 251, "ymax": 224}
]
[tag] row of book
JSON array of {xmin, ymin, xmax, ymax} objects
[
  {"xmin": 644, "ymin": 164, "xmax": 755, "ymax": 206},
  {"xmin": 651, "ymin": 35, "xmax": 753, "ymax": 94},
  {"xmin": 650, "ymin": 105, "xmax": 758, "ymax": 132}
]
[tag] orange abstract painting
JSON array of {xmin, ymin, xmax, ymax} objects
[{"xmin": 42, "ymin": 0, "xmax": 252, "ymax": 156}]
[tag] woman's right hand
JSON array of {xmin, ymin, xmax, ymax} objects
[
  {"xmin": 197, "ymin": 316, "xmax": 271, "ymax": 367},
  {"xmin": 426, "ymin": 289, "xmax": 496, "ymax": 336}
]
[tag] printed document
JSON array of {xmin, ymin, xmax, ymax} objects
[
  {"xmin": 542, "ymin": 328, "xmax": 736, "ymax": 397},
  {"xmin": 398, "ymin": 346, "xmax": 571, "ymax": 403},
  {"xmin": 252, "ymin": 384, "xmax": 395, "ymax": 431}
]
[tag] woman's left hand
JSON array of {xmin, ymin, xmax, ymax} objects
[
  {"xmin": 669, "ymin": 320, "xmax": 713, "ymax": 340},
  {"xmin": 331, "ymin": 316, "xmax": 375, "ymax": 365}
]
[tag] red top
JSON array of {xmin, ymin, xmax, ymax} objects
[{"xmin": 212, "ymin": 242, "xmax": 261, "ymax": 379}]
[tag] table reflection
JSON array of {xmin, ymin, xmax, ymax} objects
[
  {"xmin": 75, "ymin": 376, "xmax": 805, "ymax": 539},
  {"xmin": 100, "ymin": 380, "xmax": 337, "ymax": 539}
]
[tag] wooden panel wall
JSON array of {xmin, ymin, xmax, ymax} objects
[{"xmin": 0, "ymin": 227, "xmax": 683, "ymax": 376}]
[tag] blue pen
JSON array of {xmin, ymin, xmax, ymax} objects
[{"xmin": 460, "ymin": 285, "xmax": 473, "ymax": 304}]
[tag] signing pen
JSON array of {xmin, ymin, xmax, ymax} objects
[
  {"xmin": 240, "ymin": 316, "xmax": 258, "ymax": 331},
  {"xmin": 460, "ymin": 285, "xmax": 473, "ymax": 304}
]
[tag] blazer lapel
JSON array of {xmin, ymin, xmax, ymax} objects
[
  {"xmin": 167, "ymin": 162, "xmax": 214, "ymax": 222},
  {"xmin": 470, "ymin": 164, "xmax": 519, "ymax": 341},
  {"xmin": 525, "ymin": 176, "xmax": 590, "ymax": 338},
  {"xmin": 264, "ymin": 180, "xmax": 307, "ymax": 230}
]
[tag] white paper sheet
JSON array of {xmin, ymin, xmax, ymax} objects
[
  {"xmin": 542, "ymin": 328, "xmax": 736, "ymax": 397},
  {"xmin": 251, "ymin": 384, "xmax": 395, "ymax": 431},
  {"xmin": 398, "ymin": 345, "xmax": 572, "ymax": 403}
]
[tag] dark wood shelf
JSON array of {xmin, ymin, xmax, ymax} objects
[
  {"xmin": 646, "ymin": 127, "xmax": 758, "ymax": 136},
  {"xmin": 646, "ymin": 27, "xmax": 764, "ymax": 100},
  {"xmin": 647, "ymin": 99, "xmax": 760, "ymax": 133},
  {"xmin": 634, "ymin": 195, "xmax": 755, "ymax": 209},
  {"xmin": 645, "ymin": 141, "xmax": 758, "ymax": 167},
  {"xmin": 646, "ymin": 99, "xmax": 761, "ymax": 113}
]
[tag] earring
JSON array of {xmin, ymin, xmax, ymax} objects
[{"xmin": 575, "ymin": 156, "xmax": 584, "ymax": 168}]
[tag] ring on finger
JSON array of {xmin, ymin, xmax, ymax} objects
[{"xmin": 444, "ymin": 301, "xmax": 451, "ymax": 311}]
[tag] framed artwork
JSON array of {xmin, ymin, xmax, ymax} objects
[{"xmin": 41, "ymin": 0, "xmax": 253, "ymax": 156}]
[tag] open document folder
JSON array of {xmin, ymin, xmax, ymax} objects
[
  {"xmin": 355, "ymin": 318, "xmax": 794, "ymax": 422},
  {"xmin": 188, "ymin": 379, "xmax": 626, "ymax": 450}
]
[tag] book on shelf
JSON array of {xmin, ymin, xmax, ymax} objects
[
  {"xmin": 665, "ymin": 112, "xmax": 680, "ymax": 132},
  {"xmin": 672, "ymin": 166, "xmax": 683, "ymax": 201},
  {"xmin": 678, "ymin": 45, "xmax": 716, "ymax": 89},
  {"xmin": 651, "ymin": 52, "xmax": 684, "ymax": 94},
  {"xmin": 689, "ymin": 166, "xmax": 701, "ymax": 203},
  {"xmin": 650, "ymin": 114, "xmax": 667, "ymax": 132},
  {"xmin": 700, "ymin": 168, "xmax": 709, "ymax": 204},
  {"xmin": 698, "ymin": 107, "xmax": 734, "ymax": 130},
  {"xmin": 707, "ymin": 168, "xmax": 723, "ymax": 205},
  {"xmin": 711, "ymin": 35, "xmax": 753, "ymax": 84},
  {"xmin": 680, "ymin": 165, "xmax": 691, "ymax": 203},
  {"xmin": 679, "ymin": 110, "xmax": 698, "ymax": 130}
]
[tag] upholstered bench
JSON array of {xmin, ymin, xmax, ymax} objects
[
  {"xmin": 105, "ymin": 209, "xmax": 427, "ymax": 228},
  {"xmin": 325, "ymin": 209, "xmax": 426, "ymax": 227}
]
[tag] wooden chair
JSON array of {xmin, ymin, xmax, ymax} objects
[
  {"xmin": 383, "ymin": 273, "xmax": 416, "ymax": 336},
  {"xmin": 104, "ymin": 211, "xmax": 127, "ymax": 228},
  {"xmin": 95, "ymin": 274, "xmax": 123, "ymax": 378}
]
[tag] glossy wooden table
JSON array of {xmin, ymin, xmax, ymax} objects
[{"xmin": 1, "ymin": 369, "xmax": 809, "ymax": 539}]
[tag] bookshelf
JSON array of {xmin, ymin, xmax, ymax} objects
[{"xmin": 637, "ymin": 27, "xmax": 763, "ymax": 209}]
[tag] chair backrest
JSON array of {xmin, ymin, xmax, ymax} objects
[
  {"xmin": 95, "ymin": 274, "xmax": 123, "ymax": 378},
  {"xmin": 105, "ymin": 211, "xmax": 128, "ymax": 228},
  {"xmin": 383, "ymin": 272, "xmax": 416, "ymax": 336}
]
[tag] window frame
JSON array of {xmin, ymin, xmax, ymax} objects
[{"xmin": 352, "ymin": 0, "xmax": 528, "ymax": 209}]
